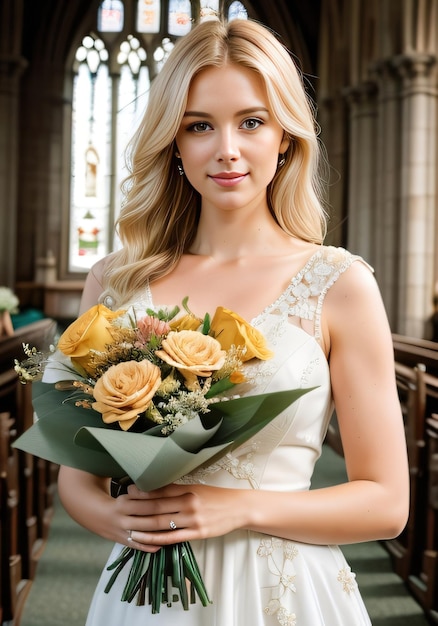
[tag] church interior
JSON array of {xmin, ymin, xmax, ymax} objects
[{"xmin": 1, "ymin": 1, "xmax": 438, "ymax": 624}]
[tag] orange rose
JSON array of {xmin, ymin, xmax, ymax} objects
[
  {"xmin": 57, "ymin": 305, "xmax": 125, "ymax": 376},
  {"xmin": 155, "ymin": 330, "xmax": 226, "ymax": 389},
  {"xmin": 209, "ymin": 307, "xmax": 273, "ymax": 362},
  {"xmin": 92, "ymin": 360, "xmax": 162, "ymax": 430}
]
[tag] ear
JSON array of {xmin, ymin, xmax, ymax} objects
[{"xmin": 279, "ymin": 133, "xmax": 291, "ymax": 154}]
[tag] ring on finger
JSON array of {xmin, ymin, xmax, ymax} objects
[
  {"xmin": 127, "ymin": 529, "xmax": 133, "ymax": 542},
  {"xmin": 169, "ymin": 520, "xmax": 177, "ymax": 531}
]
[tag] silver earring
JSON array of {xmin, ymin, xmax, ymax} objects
[
  {"xmin": 278, "ymin": 154, "xmax": 286, "ymax": 168},
  {"xmin": 175, "ymin": 153, "xmax": 184, "ymax": 176}
]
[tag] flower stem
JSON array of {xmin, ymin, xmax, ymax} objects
[{"xmin": 105, "ymin": 542, "xmax": 211, "ymax": 613}]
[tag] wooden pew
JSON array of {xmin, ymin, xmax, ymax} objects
[
  {"xmin": 408, "ymin": 403, "xmax": 438, "ymax": 622},
  {"xmin": 392, "ymin": 334, "xmax": 438, "ymax": 376},
  {"xmin": 326, "ymin": 335, "xmax": 438, "ymax": 610},
  {"xmin": 0, "ymin": 411, "xmax": 33, "ymax": 625},
  {"xmin": 0, "ymin": 318, "xmax": 57, "ymax": 374},
  {"xmin": 0, "ymin": 318, "xmax": 57, "ymax": 624},
  {"xmin": 384, "ymin": 362, "xmax": 427, "ymax": 580}
]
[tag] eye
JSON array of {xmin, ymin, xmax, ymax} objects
[
  {"xmin": 241, "ymin": 117, "xmax": 263, "ymax": 130},
  {"xmin": 187, "ymin": 121, "xmax": 212, "ymax": 133}
]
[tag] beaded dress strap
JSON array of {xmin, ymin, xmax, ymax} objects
[{"xmin": 258, "ymin": 246, "xmax": 370, "ymax": 342}]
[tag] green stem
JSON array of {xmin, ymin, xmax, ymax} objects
[{"xmin": 104, "ymin": 542, "xmax": 211, "ymax": 613}]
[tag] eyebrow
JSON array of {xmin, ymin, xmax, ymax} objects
[{"xmin": 183, "ymin": 107, "xmax": 270, "ymax": 118}]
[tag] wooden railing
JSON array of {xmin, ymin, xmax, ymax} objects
[
  {"xmin": 0, "ymin": 318, "xmax": 58, "ymax": 625},
  {"xmin": 392, "ymin": 334, "xmax": 438, "ymax": 376}
]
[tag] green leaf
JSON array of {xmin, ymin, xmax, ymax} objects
[
  {"xmin": 201, "ymin": 312, "xmax": 211, "ymax": 335},
  {"xmin": 13, "ymin": 384, "xmax": 315, "ymax": 494},
  {"xmin": 204, "ymin": 387, "xmax": 315, "ymax": 448},
  {"xmin": 206, "ymin": 376, "xmax": 236, "ymax": 397}
]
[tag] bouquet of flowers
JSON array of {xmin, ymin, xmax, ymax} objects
[{"xmin": 13, "ymin": 299, "xmax": 313, "ymax": 613}]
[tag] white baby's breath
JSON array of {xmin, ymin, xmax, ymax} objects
[{"xmin": 0, "ymin": 286, "xmax": 19, "ymax": 313}]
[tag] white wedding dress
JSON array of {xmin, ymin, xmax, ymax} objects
[{"xmin": 85, "ymin": 246, "xmax": 372, "ymax": 625}]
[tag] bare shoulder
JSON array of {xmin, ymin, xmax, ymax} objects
[
  {"xmin": 321, "ymin": 253, "xmax": 391, "ymax": 353},
  {"xmin": 321, "ymin": 250, "xmax": 390, "ymax": 355},
  {"xmin": 79, "ymin": 253, "xmax": 117, "ymax": 313},
  {"xmin": 89, "ymin": 252, "xmax": 117, "ymax": 284},
  {"xmin": 327, "ymin": 255, "xmax": 378, "ymax": 304}
]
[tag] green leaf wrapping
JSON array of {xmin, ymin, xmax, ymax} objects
[
  {"xmin": 13, "ymin": 383, "xmax": 313, "ymax": 492},
  {"xmin": 13, "ymin": 381, "xmax": 315, "ymax": 613}
]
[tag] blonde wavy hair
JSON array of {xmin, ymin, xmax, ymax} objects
[{"xmin": 103, "ymin": 18, "xmax": 327, "ymax": 306}]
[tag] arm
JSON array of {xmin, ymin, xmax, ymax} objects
[
  {"xmin": 112, "ymin": 262, "xmax": 409, "ymax": 547},
  {"xmin": 243, "ymin": 261, "xmax": 409, "ymax": 544},
  {"xmin": 58, "ymin": 262, "xmax": 409, "ymax": 548}
]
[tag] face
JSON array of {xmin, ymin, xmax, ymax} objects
[{"xmin": 175, "ymin": 64, "xmax": 289, "ymax": 214}]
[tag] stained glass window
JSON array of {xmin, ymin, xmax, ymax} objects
[
  {"xmin": 98, "ymin": 0, "xmax": 124, "ymax": 32},
  {"xmin": 228, "ymin": 1, "xmax": 248, "ymax": 21},
  {"xmin": 137, "ymin": 0, "xmax": 161, "ymax": 33},
  {"xmin": 200, "ymin": 0, "xmax": 219, "ymax": 21},
  {"xmin": 168, "ymin": 0, "xmax": 192, "ymax": 37},
  {"xmin": 70, "ymin": 37, "xmax": 111, "ymax": 271},
  {"xmin": 68, "ymin": 0, "xmax": 249, "ymax": 273}
]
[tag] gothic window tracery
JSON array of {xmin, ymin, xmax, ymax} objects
[{"xmin": 68, "ymin": 0, "xmax": 249, "ymax": 273}]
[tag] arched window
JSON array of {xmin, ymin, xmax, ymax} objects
[{"xmin": 67, "ymin": 0, "xmax": 249, "ymax": 273}]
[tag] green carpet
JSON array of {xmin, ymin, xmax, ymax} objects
[{"xmin": 19, "ymin": 445, "xmax": 428, "ymax": 625}]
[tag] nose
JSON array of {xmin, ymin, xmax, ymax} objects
[{"xmin": 215, "ymin": 128, "xmax": 240, "ymax": 162}]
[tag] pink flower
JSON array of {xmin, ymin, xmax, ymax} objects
[{"xmin": 136, "ymin": 315, "xmax": 171, "ymax": 345}]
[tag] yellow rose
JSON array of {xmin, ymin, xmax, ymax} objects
[
  {"xmin": 57, "ymin": 304, "xmax": 125, "ymax": 376},
  {"xmin": 209, "ymin": 307, "xmax": 273, "ymax": 362},
  {"xmin": 92, "ymin": 360, "xmax": 162, "ymax": 431},
  {"xmin": 155, "ymin": 330, "xmax": 226, "ymax": 387},
  {"xmin": 169, "ymin": 313, "xmax": 203, "ymax": 332}
]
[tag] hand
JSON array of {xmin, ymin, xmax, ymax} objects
[{"xmin": 122, "ymin": 482, "xmax": 247, "ymax": 548}]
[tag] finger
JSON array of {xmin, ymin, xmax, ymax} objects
[
  {"xmin": 125, "ymin": 529, "xmax": 161, "ymax": 552},
  {"xmin": 126, "ymin": 483, "xmax": 189, "ymax": 499}
]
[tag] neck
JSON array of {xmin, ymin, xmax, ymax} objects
[{"xmin": 189, "ymin": 209, "xmax": 292, "ymax": 261}]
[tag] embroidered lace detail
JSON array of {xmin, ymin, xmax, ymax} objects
[
  {"xmin": 253, "ymin": 246, "xmax": 364, "ymax": 341},
  {"xmin": 176, "ymin": 441, "xmax": 260, "ymax": 487},
  {"xmin": 140, "ymin": 247, "xmax": 365, "ymax": 345},
  {"xmin": 337, "ymin": 566, "xmax": 358, "ymax": 594},
  {"xmin": 264, "ymin": 602, "xmax": 297, "ymax": 626},
  {"xmin": 300, "ymin": 357, "xmax": 320, "ymax": 386},
  {"xmin": 213, "ymin": 442, "xmax": 259, "ymax": 486},
  {"xmin": 242, "ymin": 358, "xmax": 276, "ymax": 387},
  {"xmin": 258, "ymin": 537, "xmax": 299, "ymax": 626}
]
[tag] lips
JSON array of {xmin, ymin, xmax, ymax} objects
[{"xmin": 209, "ymin": 172, "xmax": 248, "ymax": 187}]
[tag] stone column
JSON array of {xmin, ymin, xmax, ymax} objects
[
  {"xmin": 0, "ymin": 0, "xmax": 27, "ymax": 286},
  {"xmin": 394, "ymin": 53, "xmax": 437, "ymax": 337},
  {"xmin": 343, "ymin": 82, "xmax": 378, "ymax": 262},
  {"xmin": 370, "ymin": 60, "xmax": 402, "ymax": 329},
  {"xmin": 318, "ymin": 94, "xmax": 349, "ymax": 248}
]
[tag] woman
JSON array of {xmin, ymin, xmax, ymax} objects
[{"xmin": 58, "ymin": 18, "xmax": 409, "ymax": 625}]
